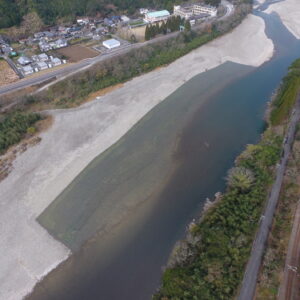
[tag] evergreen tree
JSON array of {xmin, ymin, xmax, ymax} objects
[
  {"xmin": 184, "ymin": 20, "xmax": 191, "ymax": 32},
  {"xmin": 145, "ymin": 25, "xmax": 151, "ymax": 41}
]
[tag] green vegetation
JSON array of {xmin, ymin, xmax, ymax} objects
[
  {"xmin": 154, "ymin": 130, "xmax": 282, "ymax": 300},
  {"xmin": 145, "ymin": 16, "xmax": 183, "ymax": 40},
  {"xmin": 0, "ymin": 0, "xmax": 21, "ymax": 28},
  {"xmin": 226, "ymin": 166, "xmax": 255, "ymax": 192},
  {"xmin": 0, "ymin": 112, "xmax": 41, "ymax": 154},
  {"xmin": 271, "ymin": 59, "xmax": 300, "ymax": 125}
]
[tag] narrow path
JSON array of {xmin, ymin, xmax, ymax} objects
[
  {"xmin": 278, "ymin": 199, "xmax": 300, "ymax": 300},
  {"xmin": 238, "ymin": 95, "xmax": 300, "ymax": 300}
]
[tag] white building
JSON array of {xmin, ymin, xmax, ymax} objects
[
  {"xmin": 38, "ymin": 53, "xmax": 48, "ymax": 61},
  {"xmin": 193, "ymin": 3, "xmax": 217, "ymax": 16},
  {"xmin": 174, "ymin": 5, "xmax": 194, "ymax": 19},
  {"xmin": 39, "ymin": 41, "xmax": 51, "ymax": 52},
  {"xmin": 17, "ymin": 56, "xmax": 31, "ymax": 66},
  {"xmin": 103, "ymin": 39, "xmax": 121, "ymax": 49},
  {"xmin": 144, "ymin": 10, "xmax": 170, "ymax": 23},
  {"xmin": 22, "ymin": 65, "xmax": 34, "ymax": 76},
  {"xmin": 56, "ymin": 39, "xmax": 68, "ymax": 48},
  {"xmin": 36, "ymin": 61, "xmax": 48, "ymax": 71},
  {"xmin": 174, "ymin": 3, "xmax": 217, "ymax": 19},
  {"xmin": 121, "ymin": 15, "xmax": 130, "ymax": 23},
  {"xmin": 51, "ymin": 57, "xmax": 62, "ymax": 66},
  {"xmin": 140, "ymin": 8, "xmax": 149, "ymax": 14}
]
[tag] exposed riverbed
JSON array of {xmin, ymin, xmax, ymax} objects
[{"xmin": 26, "ymin": 9, "xmax": 300, "ymax": 300}]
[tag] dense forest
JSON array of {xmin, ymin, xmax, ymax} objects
[
  {"xmin": 0, "ymin": 112, "xmax": 41, "ymax": 153},
  {"xmin": 0, "ymin": 0, "xmax": 221, "ymax": 29}
]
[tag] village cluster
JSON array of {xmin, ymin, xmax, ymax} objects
[
  {"xmin": 0, "ymin": 2, "xmax": 218, "ymax": 78},
  {"xmin": 17, "ymin": 53, "xmax": 67, "ymax": 76}
]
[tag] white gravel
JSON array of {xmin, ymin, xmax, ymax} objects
[
  {"xmin": 266, "ymin": 0, "xmax": 300, "ymax": 39},
  {"xmin": 0, "ymin": 14, "xmax": 273, "ymax": 300}
]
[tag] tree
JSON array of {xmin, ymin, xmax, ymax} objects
[
  {"xmin": 184, "ymin": 20, "xmax": 191, "ymax": 32},
  {"xmin": 145, "ymin": 25, "xmax": 151, "ymax": 41},
  {"xmin": 226, "ymin": 167, "xmax": 255, "ymax": 192},
  {"xmin": 130, "ymin": 34, "xmax": 137, "ymax": 43},
  {"xmin": 160, "ymin": 21, "xmax": 167, "ymax": 34}
]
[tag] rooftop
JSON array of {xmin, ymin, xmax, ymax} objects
[
  {"xmin": 103, "ymin": 39, "xmax": 120, "ymax": 47},
  {"xmin": 146, "ymin": 10, "xmax": 170, "ymax": 18}
]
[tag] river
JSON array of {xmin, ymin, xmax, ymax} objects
[{"xmin": 27, "ymin": 9, "xmax": 300, "ymax": 300}]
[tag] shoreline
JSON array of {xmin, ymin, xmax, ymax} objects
[
  {"xmin": 265, "ymin": 0, "xmax": 300, "ymax": 40},
  {"xmin": 0, "ymin": 14, "xmax": 274, "ymax": 300}
]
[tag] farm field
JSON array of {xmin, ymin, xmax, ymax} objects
[
  {"xmin": 56, "ymin": 45, "xmax": 99, "ymax": 62},
  {"xmin": 0, "ymin": 60, "xmax": 19, "ymax": 86}
]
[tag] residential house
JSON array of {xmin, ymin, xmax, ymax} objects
[
  {"xmin": 17, "ymin": 56, "xmax": 32, "ymax": 66},
  {"xmin": 21, "ymin": 65, "xmax": 34, "ymax": 76},
  {"xmin": 36, "ymin": 61, "xmax": 48, "ymax": 71}
]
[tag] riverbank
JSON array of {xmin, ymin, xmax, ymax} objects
[
  {"xmin": 255, "ymin": 62, "xmax": 300, "ymax": 299},
  {"xmin": 0, "ymin": 14, "xmax": 273, "ymax": 300},
  {"xmin": 155, "ymin": 58, "xmax": 300, "ymax": 300},
  {"xmin": 266, "ymin": 0, "xmax": 300, "ymax": 39}
]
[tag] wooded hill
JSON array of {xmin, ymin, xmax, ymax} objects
[{"xmin": 0, "ymin": 0, "xmax": 220, "ymax": 29}]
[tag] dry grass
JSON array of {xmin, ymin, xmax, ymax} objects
[
  {"xmin": 0, "ymin": 60, "xmax": 19, "ymax": 86},
  {"xmin": 83, "ymin": 83, "xmax": 124, "ymax": 103}
]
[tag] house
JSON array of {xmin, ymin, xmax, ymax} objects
[
  {"xmin": 121, "ymin": 15, "xmax": 130, "ymax": 23},
  {"xmin": 36, "ymin": 61, "xmax": 48, "ymax": 71},
  {"xmin": 17, "ymin": 56, "xmax": 32, "ymax": 66},
  {"xmin": 104, "ymin": 18, "xmax": 114, "ymax": 26},
  {"xmin": 51, "ymin": 57, "xmax": 62, "ymax": 66},
  {"xmin": 49, "ymin": 42, "xmax": 57, "ymax": 49},
  {"xmin": 140, "ymin": 8, "xmax": 149, "ymax": 14},
  {"xmin": 56, "ymin": 39, "xmax": 67, "ymax": 48},
  {"xmin": 103, "ymin": 39, "xmax": 121, "ymax": 49},
  {"xmin": 34, "ymin": 32, "xmax": 45, "ymax": 39},
  {"xmin": 1, "ymin": 45, "xmax": 13, "ymax": 55},
  {"xmin": 44, "ymin": 31, "xmax": 56, "ymax": 40},
  {"xmin": 38, "ymin": 53, "xmax": 49, "ymax": 61},
  {"xmin": 21, "ymin": 65, "xmax": 34, "ymax": 76},
  {"xmin": 144, "ymin": 10, "xmax": 170, "ymax": 23},
  {"xmin": 39, "ymin": 41, "xmax": 51, "ymax": 52},
  {"xmin": 77, "ymin": 18, "xmax": 89, "ymax": 26}
]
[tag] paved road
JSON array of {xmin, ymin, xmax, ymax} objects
[
  {"xmin": 238, "ymin": 95, "xmax": 300, "ymax": 300},
  {"xmin": 0, "ymin": 1, "xmax": 234, "ymax": 97}
]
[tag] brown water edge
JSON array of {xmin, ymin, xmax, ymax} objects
[{"xmin": 27, "ymin": 61, "xmax": 253, "ymax": 300}]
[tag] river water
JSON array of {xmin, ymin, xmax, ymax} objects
[{"xmin": 28, "ymin": 10, "xmax": 300, "ymax": 300}]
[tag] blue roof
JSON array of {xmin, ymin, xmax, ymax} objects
[
  {"xmin": 146, "ymin": 10, "xmax": 170, "ymax": 18},
  {"xmin": 103, "ymin": 39, "xmax": 120, "ymax": 47}
]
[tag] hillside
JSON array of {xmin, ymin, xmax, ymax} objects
[{"xmin": 0, "ymin": 0, "xmax": 220, "ymax": 29}]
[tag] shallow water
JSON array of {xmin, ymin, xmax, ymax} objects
[{"xmin": 29, "ymin": 11, "xmax": 300, "ymax": 300}]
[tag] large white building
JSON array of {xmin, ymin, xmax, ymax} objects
[
  {"xmin": 103, "ymin": 39, "xmax": 121, "ymax": 49},
  {"xmin": 174, "ymin": 3, "xmax": 217, "ymax": 19},
  {"xmin": 144, "ymin": 10, "xmax": 170, "ymax": 23}
]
